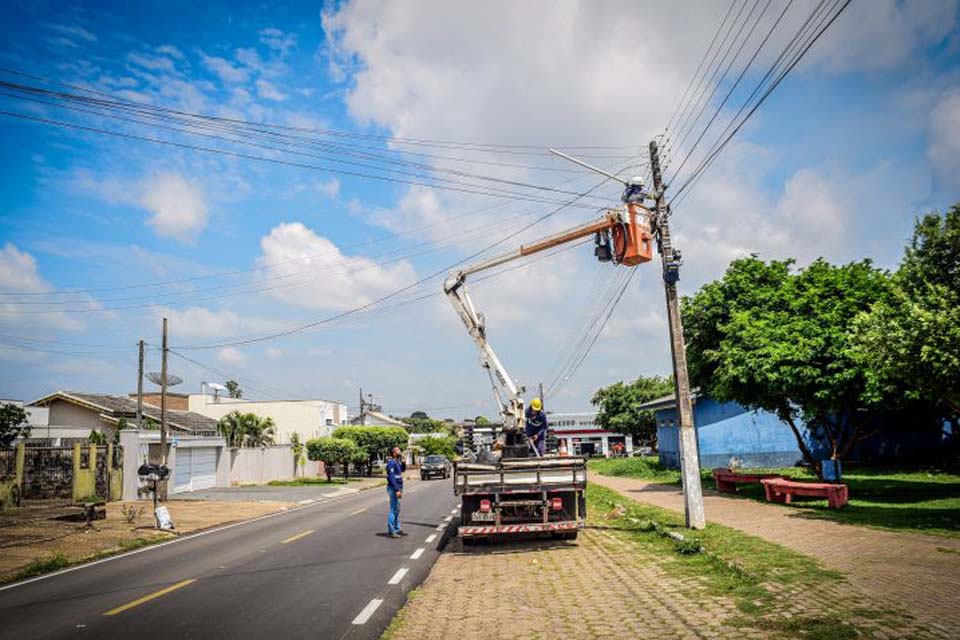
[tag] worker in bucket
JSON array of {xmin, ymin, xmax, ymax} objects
[
  {"xmin": 386, "ymin": 446, "xmax": 406, "ymax": 538},
  {"xmin": 525, "ymin": 397, "xmax": 548, "ymax": 456}
]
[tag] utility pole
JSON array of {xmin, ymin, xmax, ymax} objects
[
  {"xmin": 649, "ymin": 140, "xmax": 705, "ymax": 529},
  {"xmin": 160, "ymin": 318, "xmax": 168, "ymax": 465},
  {"xmin": 137, "ymin": 340, "xmax": 145, "ymax": 429}
]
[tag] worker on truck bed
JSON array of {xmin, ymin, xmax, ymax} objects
[{"xmin": 525, "ymin": 397, "xmax": 548, "ymax": 456}]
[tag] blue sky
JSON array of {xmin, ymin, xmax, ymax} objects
[{"xmin": 0, "ymin": 0, "xmax": 958, "ymax": 420}]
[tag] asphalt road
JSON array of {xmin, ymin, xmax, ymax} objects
[{"xmin": 0, "ymin": 477, "xmax": 458, "ymax": 640}]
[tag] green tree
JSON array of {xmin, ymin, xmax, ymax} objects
[
  {"xmin": 88, "ymin": 430, "xmax": 107, "ymax": 445},
  {"xmin": 0, "ymin": 403, "xmax": 30, "ymax": 448},
  {"xmin": 855, "ymin": 207, "xmax": 960, "ymax": 430},
  {"xmin": 410, "ymin": 410, "xmax": 429, "ymax": 420},
  {"xmin": 333, "ymin": 426, "xmax": 408, "ymax": 475},
  {"xmin": 418, "ymin": 435, "xmax": 457, "ymax": 458},
  {"xmin": 290, "ymin": 431, "xmax": 306, "ymax": 477},
  {"xmin": 592, "ymin": 376, "xmax": 673, "ymax": 446},
  {"xmin": 306, "ymin": 437, "xmax": 360, "ymax": 481},
  {"xmin": 683, "ymin": 256, "xmax": 893, "ymax": 476},
  {"xmin": 217, "ymin": 411, "xmax": 245, "ymax": 448},
  {"xmin": 474, "ymin": 416, "xmax": 491, "ymax": 425},
  {"xmin": 224, "ymin": 380, "xmax": 242, "ymax": 399}
]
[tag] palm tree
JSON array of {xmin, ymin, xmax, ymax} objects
[
  {"xmin": 241, "ymin": 414, "xmax": 276, "ymax": 447},
  {"xmin": 218, "ymin": 411, "xmax": 245, "ymax": 448}
]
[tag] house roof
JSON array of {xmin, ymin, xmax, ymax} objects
[
  {"xmin": 30, "ymin": 391, "xmax": 220, "ymax": 434},
  {"xmin": 636, "ymin": 390, "xmax": 701, "ymax": 412},
  {"xmin": 349, "ymin": 411, "xmax": 407, "ymax": 427}
]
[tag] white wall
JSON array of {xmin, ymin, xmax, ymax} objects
[
  {"xmin": 188, "ymin": 396, "xmax": 349, "ymax": 443},
  {"xmin": 229, "ymin": 445, "xmax": 298, "ymax": 485}
]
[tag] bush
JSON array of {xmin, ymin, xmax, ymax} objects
[{"xmin": 332, "ymin": 426, "xmax": 409, "ymax": 475}]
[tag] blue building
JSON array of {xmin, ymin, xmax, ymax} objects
[
  {"xmin": 648, "ymin": 392, "xmax": 953, "ymax": 470},
  {"xmin": 647, "ymin": 393, "xmax": 818, "ymax": 470}
]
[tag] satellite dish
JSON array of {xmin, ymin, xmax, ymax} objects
[
  {"xmin": 208, "ymin": 382, "xmax": 228, "ymax": 392},
  {"xmin": 146, "ymin": 371, "xmax": 183, "ymax": 387}
]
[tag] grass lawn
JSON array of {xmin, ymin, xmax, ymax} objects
[
  {"xmin": 266, "ymin": 476, "xmax": 370, "ymax": 486},
  {"xmin": 590, "ymin": 456, "xmax": 960, "ymax": 539},
  {"xmin": 586, "ymin": 484, "xmax": 902, "ymax": 639}
]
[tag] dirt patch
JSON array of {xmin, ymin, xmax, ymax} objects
[{"xmin": 0, "ymin": 499, "xmax": 289, "ymax": 583}]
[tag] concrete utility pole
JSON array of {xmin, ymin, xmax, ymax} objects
[
  {"xmin": 160, "ymin": 318, "xmax": 168, "ymax": 465},
  {"xmin": 649, "ymin": 140, "xmax": 705, "ymax": 529},
  {"xmin": 137, "ymin": 339, "xmax": 145, "ymax": 429}
]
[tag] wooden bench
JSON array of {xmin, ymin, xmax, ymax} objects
[
  {"xmin": 712, "ymin": 468, "xmax": 783, "ymax": 494},
  {"xmin": 761, "ymin": 478, "xmax": 849, "ymax": 509}
]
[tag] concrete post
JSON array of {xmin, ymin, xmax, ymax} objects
[{"xmin": 120, "ymin": 428, "xmax": 141, "ymax": 501}]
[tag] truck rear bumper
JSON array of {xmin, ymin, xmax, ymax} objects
[{"xmin": 458, "ymin": 520, "xmax": 583, "ymax": 537}]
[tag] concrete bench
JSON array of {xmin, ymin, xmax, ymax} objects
[
  {"xmin": 712, "ymin": 468, "xmax": 783, "ymax": 494},
  {"xmin": 761, "ymin": 478, "xmax": 849, "ymax": 509}
]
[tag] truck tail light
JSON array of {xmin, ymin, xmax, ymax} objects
[
  {"xmin": 550, "ymin": 497, "xmax": 563, "ymax": 511},
  {"xmin": 479, "ymin": 499, "xmax": 491, "ymax": 512}
]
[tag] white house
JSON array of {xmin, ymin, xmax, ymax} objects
[{"xmin": 186, "ymin": 393, "xmax": 349, "ymax": 443}]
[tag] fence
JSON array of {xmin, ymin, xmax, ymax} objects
[{"xmin": 0, "ymin": 443, "xmax": 124, "ymax": 510}]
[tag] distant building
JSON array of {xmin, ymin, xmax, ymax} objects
[
  {"xmin": 185, "ymin": 393, "xmax": 349, "ymax": 443},
  {"xmin": 549, "ymin": 411, "xmax": 632, "ymax": 457},
  {"xmin": 349, "ymin": 410, "xmax": 407, "ymax": 428}
]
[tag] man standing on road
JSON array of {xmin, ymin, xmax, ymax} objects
[{"xmin": 386, "ymin": 446, "xmax": 405, "ymax": 538}]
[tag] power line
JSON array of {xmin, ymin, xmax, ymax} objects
[{"xmin": 670, "ymin": 0, "xmax": 852, "ymax": 205}]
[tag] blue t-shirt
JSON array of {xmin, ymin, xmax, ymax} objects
[{"xmin": 387, "ymin": 458, "xmax": 404, "ymax": 491}]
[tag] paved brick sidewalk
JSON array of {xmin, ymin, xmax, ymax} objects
[
  {"xmin": 388, "ymin": 529, "xmax": 771, "ymax": 640},
  {"xmin": 593, "ymin": 473, "xmax": 960, "ymax": 638}
]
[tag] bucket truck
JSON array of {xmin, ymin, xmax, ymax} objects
[{"xmin": 444, "ymin": 190, "xmax": 654, "ymax": 540}]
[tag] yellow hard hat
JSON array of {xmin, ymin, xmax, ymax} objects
[{"xmin": 531, "ymin": 397, "xmax": 542, "ymax": 411}]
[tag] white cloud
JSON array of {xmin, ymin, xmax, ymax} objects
[
  {"xmin": 201, "ymin": 53, "xmax": 250, "ymax": 84},
  {"xmin": 127, "ymin": 51, "xmax": 177, "ymax": 73},
  {"xmin": 255, "ymin": 222, "xmax": 417, "ymax": 310},
  {"xmin": 155, "ymin": 44, "xmax": 184, "ymax": 60},
  {"xmin": 217, "ymin": 346, "xmax": 246, "ymax": 366},
  {"xmin": 265, "ymin": 347, "xmax": 283, "ymax": 359},
  {"xmin": 315, "ymin": 178, "xmax": 340, "ymax": 199},
  {"xmin": 927, "ymin": 90, "xmax": 960, "ymax": 190},
  {"xmin": 259, "ymin": 28, "xmax": 298, "ymax": 55},
  {"xmin": 138, "ymin": 173, "xmax": 208, "ymax": 243},
  {"xmin": 256, "ymin": 79, "xmax": 287, "ymax": 101},
  {"xmin": 48, "ymin": 23, "xmax": 97, "ymax": 43},
  {"xmin": 807, "ymin": 0, "xmax": 959, "ymax": 73},
  {"xmin": 0, "ymin": 243, "xmax": 94, "ymax": 332}
]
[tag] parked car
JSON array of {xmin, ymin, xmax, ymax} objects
[{"xmin": 420, "ymin": 454, "xmax": 451, "ymax": 480}]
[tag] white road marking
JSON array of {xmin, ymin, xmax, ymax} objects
[
  {"xmin": 425, "ymin": 534, "xmax": 437, "ymax": 544},
  {"xmin": 450, "ymin": 508, "xmax": 458, "ymax": 513},
  {"xmin": 436, "ymin": 524, "xmax": 445, "ymax": 530},
  {"xmin": 352, "ymin": 599, "xmax": 383, "ymax": 625},
  {"xmin": 388, "ymin": 567, "xmax": 409, "ymax": 584},
  {"xmin": 443, "ymin": 516, "xmax": 452, "ymax": 522},
  {"xmin": 297, "ymin": 499, "xmax": 315, "ymax": 505},
  {"xmin": 410, "ymin": 548, "xmax": 425, "ymax": 560}
]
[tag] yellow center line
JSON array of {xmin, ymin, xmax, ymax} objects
[
  {"xmin": 104, "ymin": 579, "xmax": 196, "ymax": 616},
  {"xmin": 350, "ymin": 508, "xmax": 367, "ymax": 516},
  {"xmin": 281, "ymin": 529, "xmax": 315, "ymax": 544}
]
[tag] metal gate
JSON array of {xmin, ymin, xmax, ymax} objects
[
  {"xmin": 95, "ymin": 447, "xmax": 110, "ymax": 499},
  {"xmin": 22, "ymin": 447, "xmax": 73, "ymax": 500}
]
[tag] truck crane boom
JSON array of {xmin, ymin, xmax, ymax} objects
[{"xmin": 444, "ymin": 203, "xmax": 654, "ymax": 436}]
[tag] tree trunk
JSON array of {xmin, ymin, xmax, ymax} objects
[
  {"xmin": 784, "ymin": 415, "xmax": 822, "ymax": 478},
  {"xmin": 324, "ymin": 462, "xmax": 332, "ymax": 482}
]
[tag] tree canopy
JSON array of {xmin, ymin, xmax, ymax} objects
[
  {"xmin": 332, "ymin": 425, "xmax": 409, "ymax": 474},
  {"xmin": 306, "ymin": 437, "xmax": 360, "ymax": 480},
  {"xmin": 417, "ymin": 435, "xmax": 457, "ymax": 458},
  {"xmin": 855, "ymin": 207, "xmax": 960, "ymax": 427},
  {"xmin": 592, "ymin": 376, "xmax": 673, "ymax": 446},
  {"xmin": 683, "ymin": 256, "xmax": 893, "ymax": 475},
  {"xmin": 224, "ymin": 380, "xmax": 242, "ymax": 399},
  {"xmin": 0, "ymin": 403, "xmax": 30, "ymax": 448}
]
